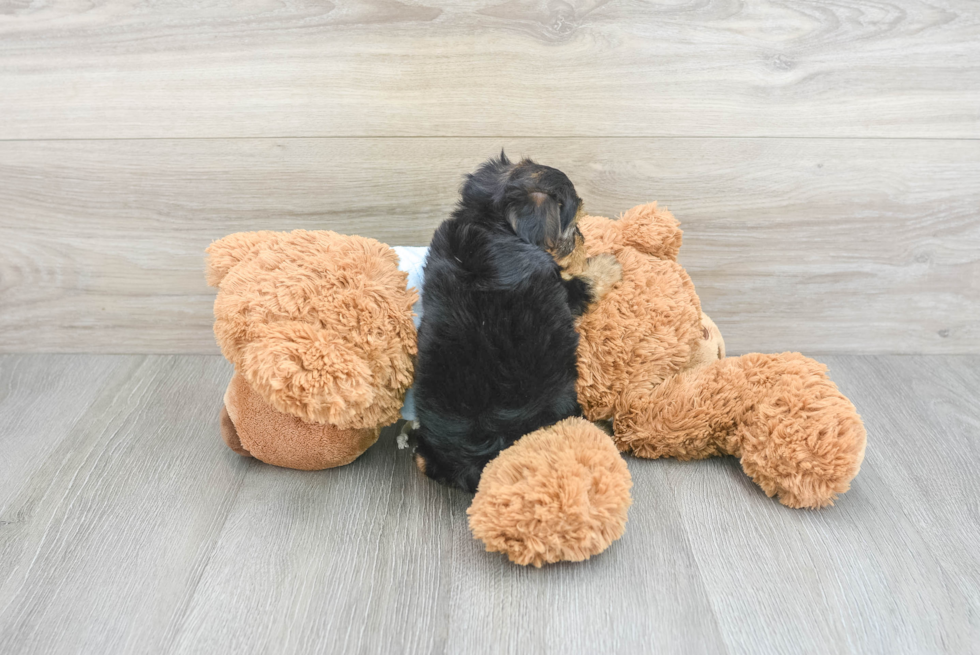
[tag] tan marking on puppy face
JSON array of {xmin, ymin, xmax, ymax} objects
[
  {"xmin": 544, "ymin": 201, "xmax": 584, "ymax": 259},
  {"xmin": 550, "ymin": 225, "xmax": 588, "ymax": 278},
  {"xmin": 414, "ymin": 453, "xmax": 427, "ymax": 475}
]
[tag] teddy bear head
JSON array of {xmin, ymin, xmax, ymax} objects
[
  {"xmin": 206, "ymin": 230, "xmax": 418, "ymax": 432},
  {"xmin": 574, "ymin": 203, "xmax": 725, "ymax": 422}
]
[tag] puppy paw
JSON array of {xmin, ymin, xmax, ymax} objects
[{"xmin": 583, "ymin": 254, "xmax": 622, "ymax": 301}]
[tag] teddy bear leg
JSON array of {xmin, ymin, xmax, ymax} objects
[
  {"xmin": 732, "ymin": 354, "xmax": 867, "ymax": 508},
  {"xmin": 221, "ymin": 373, "xmax": 381, "ymax": 471},
  {"xmin": 220, "ymin": 378, "xmax": 253, "ymax": 457},
  {"xmin": 614, "ymin": 353, "xmax": 866, "ymax": 509},
  {"xmin": 467, "ymin": 418, "xmax": 632, "ymax": 567},
  {"xmin": 219, "ymin": 404, "xmax": 253, "ymax": 458},
  {"xmin": 611, "ymin": 357, "xmax": 736, "ymax": 461}
]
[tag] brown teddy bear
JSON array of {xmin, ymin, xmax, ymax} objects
[
  {"xmin": 206, "ymin": 203, "xmax": 866, "ymax": 567},
  {"xmin": 207, "ymin": 230, "xmax": 417, "ymax": 470},
  {"xmin": 575, "ymin": 203, "xmax": 867, "ymax": 511}
]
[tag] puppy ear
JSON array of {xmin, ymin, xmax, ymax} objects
[
  {"xmin": 507, "ymin": 191, "xmax": 562, "ymax": 249},
  {"xmin": 461, "ymin": 153, "xmax": 513, "ymax": 202}
]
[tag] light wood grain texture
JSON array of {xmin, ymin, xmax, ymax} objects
[
  {"xmin": 0, "ymin": 354, "xmax": 977, "ymax": 654},
  {"xmin": 0, "ymin": 355, "xmax": 128, "ymax": 515},
  {"xmin": 0, "ymin": 0, "xmax": 978, "ymax": 139},
  {"xmin": 664, "ymin": 355, "xmax": 980, "ymax": 655},
  {"xmin": 1, "ymin": 137, "xmax": 977, "ymax": 354},
  {"xmin": 0, "ymin": 355, "xmax": 245, "ymax": 654},
  {"xmin": 821, "ymin": 354, "xmax": 980, "ymax": 651}
]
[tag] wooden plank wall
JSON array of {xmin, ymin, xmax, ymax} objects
[{"xmin": 1, "ymin": 0, "xmax": 978, "ymax": 354}]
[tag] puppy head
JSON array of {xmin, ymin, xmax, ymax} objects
[{"xmin": 460, "ymin": 151, "xmax": 583, "ymax": 257}]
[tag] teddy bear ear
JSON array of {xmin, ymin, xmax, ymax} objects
[
  {"xmin": 205, "ymin": 231, "xmax": 281, "ymax": 287},
  {"xmin": 617, "ymin": 203, "xmax": 683, "ymax": 261}
]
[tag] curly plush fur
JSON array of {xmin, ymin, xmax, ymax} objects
[
  {"xmin": 467, "ymin": 417, "xmax": 632, "ymax": 567},
  {"xmin": 207, "ymin": 229, "xmax": 417, "ymax": 429},
  {"xmin": 575, "ymin": 206, "xmax": 704, "ymax": 421},
  {"xmin": 574, "ymin": 203, "xmax": 866, "ymax": 509},
  {"xmin": 614, "ymin": 353, "xmax": 866, "ymax": 508}
]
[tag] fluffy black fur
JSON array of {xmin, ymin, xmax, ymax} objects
[{"xmin": 412, "ymin": 152, "xmax": 593, "ymax": 492}]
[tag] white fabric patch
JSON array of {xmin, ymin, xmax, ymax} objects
[{"xmin": 392, "ymin": 246, "xmax": 428, "ymax": 421}]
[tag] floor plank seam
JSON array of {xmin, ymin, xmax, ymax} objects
[
  {"xmin": 161, "ymin": 457, "xmax": 253, "ymax": 654},
  {"xmin": 653, "ymin": 462, "xmax": 733, "ymax": 655},
  {"xmin": 345, "ymin": 451, "xmax": 400, "ymax": 653}
]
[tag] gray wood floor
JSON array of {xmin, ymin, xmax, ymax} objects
[{"xmin": 0, "ymin": 354, "xmax": 977, "ymax": 654}]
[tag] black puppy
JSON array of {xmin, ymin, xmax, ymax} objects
[{"xmin": 411, "ymin": 152, "xmax": 621, "ymax": 492}]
